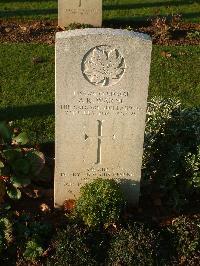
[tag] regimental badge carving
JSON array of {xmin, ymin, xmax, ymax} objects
[{"xmin": 82, "ymin": 45, "xmax": 126, "ymax": 87}]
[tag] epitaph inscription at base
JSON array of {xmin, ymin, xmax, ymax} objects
[
  {"xmin": 58, "ymin": 0, "xmax": 102, "ymax": 27},
  {"xmin": 55, "ymin": 29, "xmax": 152, "ymax": 207}
]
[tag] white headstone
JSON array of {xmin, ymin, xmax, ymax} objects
[
  {"xmin": 55, "ymin": 28, "xmax": 152, "ymax": 207},
  {"xmin": 58, "ymin": 0, "xmax": 102, "ymax": 27}
]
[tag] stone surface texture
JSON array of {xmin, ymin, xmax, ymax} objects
[
  {"xmin": 55, "ymin": 28, "xmax": 152, "ymax": 207},
  {"xmin": 58, "ymin": 0, "xmax": 102, "ymax": 27}
]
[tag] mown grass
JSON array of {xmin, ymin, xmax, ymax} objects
[
  {"xmin": 104, "ymin": 0, "xmax": 200, "ymax": 24},
  {"xmin": 0, "ymin": 0, "xmax": 199, "ymax": 23},
  {"xmin": 0, "ymin": 43, "xmax": 199, "ymax": 144},
  {"xmin": 0, "ymin": 44, "xmax": 55, "ymax": 145}
]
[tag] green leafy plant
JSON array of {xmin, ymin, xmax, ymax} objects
[
  {"xmin": 76, "ymin": 178, "xmax": 125, "ymax": 227},
  {"xmin": 66, "ymin": 23, "xmax": 93, "ymax": 30},
  {"xmin": 187, "ymin": 30, "xmax": 200, "ymax": 40},
  {"xmin": 167, "ymin": 215, "xmax": 200, "ymax": 265},
  {"xmin": 184, "ymin": 146, "xmax": 200, "ymax": 188},
  {"xmin": 48, "ymin": 224, "xmax": 96, "ymax": 266},
  {"xmin": 108, "ymin": 222, "xmax": 159, "ymax": 266},
  {"xmin": 0, "ymin": 121, "xmax": 46, "ymax": 200},
  {"xmin": 0, "ymin": 180, "xmax": 6, "ymax": 204},
  {"xmin": 144, "ymin": 97, "xmax": 181, "ymax": 169},
  {"xmin": 23, "ymin": 240, "xmax": 43, "ymax": 262},
  {"xmin": 143, "ymin": 98, "xmax": 200, "ymax": 210},
  {"xmin": 0, "ymin": 217, "xmax": 13, "ymax": 254},
  {"xmin": 15, "ymin": 214, "xmax": 52, "ymax": 263},
  {"xmin": 15, "ymin": 214, "xmax": 52, "ymax": 242}
]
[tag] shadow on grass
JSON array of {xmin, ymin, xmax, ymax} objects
[
  {"xmin": 0, "ymin": 103, "xmax": 55, "ymax": 150},
  {"xmin": 0, "ymin": 8, "xmax": 57, "ymax": 18},
  {"xmin": 104, "ymin": 1, "xmax": 197, "ymax": 10},
  {"xmin": 103, "ymin": 12, "xmax": 200, "ymax": 27},
  {"xmin": 183, "ymin": 11, "xmax": 200, "ymax": 20},
  {"xmin": 0, "ymin": 103, "xmax": 54, "ymax": 121}
]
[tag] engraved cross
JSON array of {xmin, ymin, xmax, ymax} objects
[
  {"xmin": 85, "ymin": 120, "xmax": 115, "ymax": 164},
  {"xmin": 79, "ymin": 0, "xmax": 82, "ymax": 7}
]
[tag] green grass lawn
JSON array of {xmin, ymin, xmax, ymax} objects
[
  {"xmin": 0, "ymin": 0, "xmax": 199, "ymax": 23},
  {"xmin": 0, "ymin": 43, "xmax": 199, "ymax": 145}
]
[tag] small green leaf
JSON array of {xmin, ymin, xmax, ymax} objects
[
  {"xmin": 0, "ymin": 161, "xmax": 4, "ymax": 175},
  {"xmin": 25, "ymin": 150, "xmax": 45, "ymax": 176},
  {"xmin": 3, "ymin": 203, "xmax": 11, "ymax": 210},
  {"xmin": 12, "ymin": 158, "xmax": 30, "ymax": 175},
  {"xmin": 34, "ymin": 165, "xmax": 51, "ymax": 184},
  {"xmin": 13, "ymin": 132, "xmax": 29, "ymax": 145},
  {"xmin": 0, "ymin": 122, "xmax": 12, "ymax": 142},
  {"xmin": 0, "ymin": 165, "xmax": 10, "ymax": 177},
  {"xmin": 10, "ymin": 176, "xmax": 31, "ymax": 188},
  {"xmin": 7, "ymin": 187, "xmax": 21, "ymax": 200},
  {"xmin": 0, "ymin": 161, "xmax": 4, "ymax": 168},
  {"xmin": 3, "ymin": 148, "xmax": 22, "ymax": 162}
]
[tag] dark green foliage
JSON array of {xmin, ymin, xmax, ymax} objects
[
  {"xmin": 0, "ymin": 216, "xmax": 16, "ymax": 265},
  {"xmin": 48, "ymin": 225, "xmax": 97, "ymax": 266},
  {"xmin": 108, "ymin": 222, "xmax": 159, "ymax": 266},
  {"xmin": 15, "ymin": 214, "xmax": 52, "ymax": 243},
  {"xmin": 23, "ymin": 240, "xmax": 43, "ymax": 262},
  {"xmin": 15, "ymin": 214, "xmax": 52, "ymax": 262},
  {"xmin": 187, "ymin": 30, "xmax": 200, "ymax": 40},
  {"xmin": 0, "ymin": 121, "xmax": 47, "ymax": 200},
  {"xmin": 167, "ymin": 215, "xmax": 200, "ymax": 265},
  {"xmin": 0, "ymin": 217, "xmax": 13, "ymax": 253},
  {"xmin": 0, "ymin": 180, "xmax": 6, "ymax": 204},
  {"xmin": 184, "ymin": 147, "xmax": 200, "ymax": 188},
  {"xmin": 76, "ymin": 178, "xmax": 125, "ymax": 227},
  {"xmin": 66, "ymin": 23, "xmax": 94, "ymax": 30},
  {"xmin": 143, "ymin": 98, "xmax": 200, "ymax": 210},
  {"xmin": 86, "ymin": 229, "xmax": 109, "ymax": 264}
]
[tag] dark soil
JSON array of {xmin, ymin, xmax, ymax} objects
[{"xmin": 0, "ymin": 19, "xmax": 200, "ymax": 45}]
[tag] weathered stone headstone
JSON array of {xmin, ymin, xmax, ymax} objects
[
  {"xmin": 58, "ymin": 0, "xmax": 102, "ymax": 28},
  {"xmin": 55, "ymin": 28, "xmax": 152, "ymax": 207}
]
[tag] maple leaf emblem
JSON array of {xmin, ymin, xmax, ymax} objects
[{"xmin": 82, "ymin": 46, "xmax": 126, "ymax": 86}]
